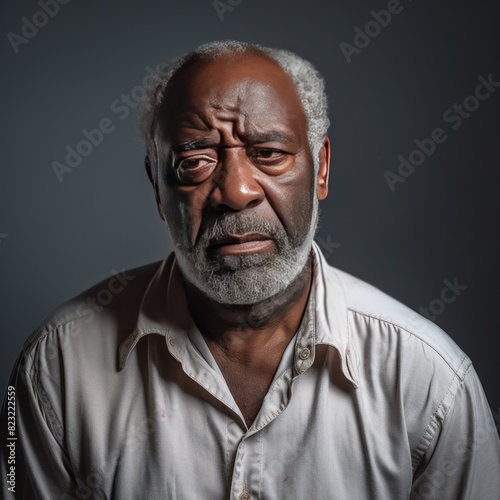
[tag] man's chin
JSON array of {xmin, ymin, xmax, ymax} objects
[
  {"xmin": 178, "ymin": 256, "xmax": 288, "ymax": 305},
  {"xmin": 174, "ymin": 237, "xmax": 313, "ymax": 305},
  {"xmin": 207, "ymin": 251, "xmax": 275, "ymax": 273}
]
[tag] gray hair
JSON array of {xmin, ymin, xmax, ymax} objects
[{"xmin": 139, "ymin": 40, "xmax": 330, "ymax": 173}]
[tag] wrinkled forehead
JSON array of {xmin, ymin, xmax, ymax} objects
[{"xmin": 156, "ymin": 53, "xmax": 307, "ymax": 139}]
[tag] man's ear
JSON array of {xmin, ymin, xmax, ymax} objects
[
  {"xmin": 144, "ymin": 155, "xmax": 165, "ymax": 221},
  {"xmin": 316, "ymin": 136, "xmax": 331, "ymax": 201}
]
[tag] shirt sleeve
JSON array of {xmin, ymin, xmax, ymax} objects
[
  {"xmin": 411, "ymin": 364, "xmax": 500, "ymax": 500},
  {"xmin": 1, "ymin": 345, "xmax": 81, "ymax": 499}
]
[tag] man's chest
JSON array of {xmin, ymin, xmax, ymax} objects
[
  {"xmin": 208, "ymin": 347, "xmax": 289, "ymax": 428},
  {"xmin": 64, "ymin": 336, "xmax": 417, "ymax": 500},
  {"xmin": 69, "ymin": 359, "xmax": 414, "ymax": 500},
  {"xmin": 219, "ymin": 369, "xmax": 274, "ymax": 427}
]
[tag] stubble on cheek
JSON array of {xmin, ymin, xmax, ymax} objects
[
  {"xmin": 168, "ymin": 199, "xmax": 196, "ymax": 250},
  {"xmin": 165, "ymin": 178, "xmax": 209, "ymax": 249},
  {"xmin": 265, "ymin": 169, "xmax": 316, "ymax": 244}
]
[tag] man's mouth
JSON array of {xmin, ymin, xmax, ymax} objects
[{"xmin": 207, "ymin": 233, "xmax": 276, "ymax": 256}]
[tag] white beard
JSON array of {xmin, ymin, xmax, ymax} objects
[{"xmin": 171, "ymin": 199, "xmax": 319, "ymax": 305}]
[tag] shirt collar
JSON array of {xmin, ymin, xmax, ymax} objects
[
  {"xmin": 311, "ymin": 241, "xmax": 359, "ymax": 387},
  {"xmin": 119, "ymin": 242, "xmax": 359, "ymax": 387},
  {"xmin": 118, "ymin": 252, "xmax": 192, "ymax": 369}
]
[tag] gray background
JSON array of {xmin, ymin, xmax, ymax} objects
[{"xmin": 1, "ymin": 0, "xmax": 499, "ymax": 428}]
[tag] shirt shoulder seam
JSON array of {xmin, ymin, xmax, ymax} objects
[
  {"xmin": 347, "ymin": 308, "xmax": 467, "ymax": 377},
  {"xmin": 21, "ymin": 319, "xmax": 78, "ymax": 447},
  {"xmin": 410, "ymin": 356, "xmax": 473, "ymax": 472},
  {"xmin": 24, "ymin": 316, "xmax": 88, "ymax": 354},
  {"xmin": 346, "ymin": 308, "xmax": 474, "ymax": 473},
  {"xmin": 22, "ymin": 346, "xmax": 66, "ymax": 449}
]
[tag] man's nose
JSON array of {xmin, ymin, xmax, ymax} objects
[{"xmin": 209, "ymin": 148, "xmax": 265, "ymax": 211}]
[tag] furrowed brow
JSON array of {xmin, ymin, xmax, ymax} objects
[
  {"xmin": 173, "ymin": 131, "xmax": 294, "ymax": 152},
  {"xmin": 174, "ymin": 139, "xmax": 216, "ymax": 153},
  {"xmin": 245, "ymin": 131, "xmax": 295, "ymax": 145}
]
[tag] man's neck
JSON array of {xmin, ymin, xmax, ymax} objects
[{"xmin": 183, "ymin": 253, "xmax": 314, "ymax": 363}]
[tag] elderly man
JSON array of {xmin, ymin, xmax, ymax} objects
[{"xmin": 2, "ymin": 41, "xmax": 499, "ymax": 499}]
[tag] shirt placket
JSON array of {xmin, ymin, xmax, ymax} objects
[
  {"xmin": 161, "ymin": 284, "xmax": 317, "ymax": 500},
  {"xmin": 227, "ymin": 293, "xmax": 317, "ymax": 499}
]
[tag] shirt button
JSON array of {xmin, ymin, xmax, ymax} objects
[
  {"xmin": 168, "ymin": 338, "xmax": 176, "ymax": 347},
  {"xmin": 239, "ymin": 493, "xmax": 250, "ymax": 500},
  {"xmin": 299, "ymin": 347, "xmax": 311, "ymax": 360}
]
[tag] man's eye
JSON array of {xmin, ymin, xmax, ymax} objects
[
  {"xmin": 175, "ymin": 156, "xmax": 217, "ymax": 183},
  {"xmin": 178, "ymin": 157, "xmax": 214, "ymax": 170},
  {"xmin": 252, "ymin": 149, "xmax": 286, "ymax": 164}
]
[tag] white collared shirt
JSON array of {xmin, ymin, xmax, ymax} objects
[{"xmin": 2, "ymin": 243, "xmax": 499, "ymax": 499}]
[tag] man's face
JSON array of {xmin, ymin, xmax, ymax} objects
[{"xmin": 153, "ymin": 53, "xmax": 329, "ymax": 304}]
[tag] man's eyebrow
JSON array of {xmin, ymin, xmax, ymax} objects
[
  {"xmin": 245, "ymin": 131, "xmax": 295, "ymax": 144},
  {"xmin": 173, "ymin": 131, "xmax": 295, "ymax": 153},
  {"xmin": 174, "ymin": 139, "xmax": 216, "ymax": 153}
]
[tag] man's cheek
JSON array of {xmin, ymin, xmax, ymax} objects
[
  {"xmin": 261, "ymin": 177, "xmax": 314, "ymax": 231},
  {"xmin": 166, "ymin": 190, "xmax": 204, "ymax": 246}
]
